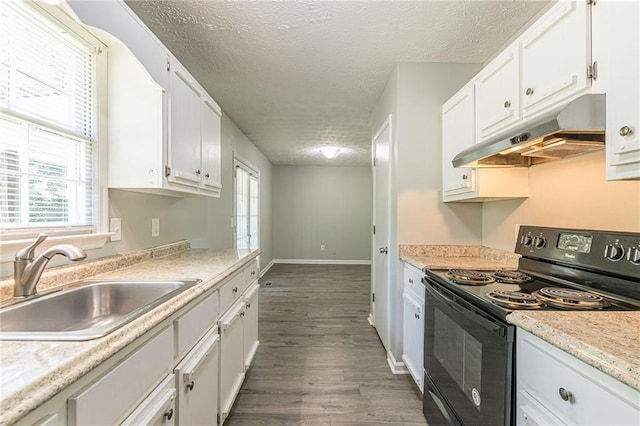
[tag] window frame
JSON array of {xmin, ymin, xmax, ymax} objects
[
  {"xmin": 233, "ymin": 153, "xmax": 260, "ymax": 253},
  {"xmin": 0, "ymin": 0, "xmax": 110, "ymax": 262}
]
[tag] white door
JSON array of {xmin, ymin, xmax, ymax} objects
[
  {"xmin": 371, "ymin": 116, "xmax": 392, "ymax": 350},
  {"xmin": 234, "ymin": 156, "xmax": 260, "ymax": 251}
]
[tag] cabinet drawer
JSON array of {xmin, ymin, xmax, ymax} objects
[
  {"xmin": 244, "ymin": 259, "xmax": 259, "ymax": 287},
  {"xmin": 174, "ymin": 290, "xmax": 219, "ymax": 357},
  {"xmin": 121, "ymin": 374, "xmax": 176, "ymax": 426},
  {"xmin": 68, "ymin": 326, "xmax": 173, "ymax": 425},
  {"xmin": 517, "ymin": 329, "xmax": 640, "ymax": 425},
  {"xmin": 403, "ymin": 263, "xmax": 425, "ymax": 303},
  {"xmin": 220, "ymin": 272, "xmax": 244, "ymax": 314}
]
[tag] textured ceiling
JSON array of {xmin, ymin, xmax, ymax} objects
[{"xmin": 126, "ymin": 1, "xmax": 550, "ymax": 166}]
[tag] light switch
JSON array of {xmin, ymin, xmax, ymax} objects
[
  {"xmin": 110, "ymin": 218, "xmax": 122, "ymax": 242},
  {"xmin": 152, "ymin": 218, "xmax": 160, "ymax": 237}
]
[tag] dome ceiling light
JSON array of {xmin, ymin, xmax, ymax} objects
[{"xmin": 319, "ymin": 147, "xmax": 341, "ymax": 159}]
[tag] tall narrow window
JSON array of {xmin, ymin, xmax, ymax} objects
[
  {"xmin": 234, "ymin": 156, "xmax": 259, "ymax": 251},
  {"xmin": 0, "ymin": 1, "xmax": 101, "ymax": 239}
]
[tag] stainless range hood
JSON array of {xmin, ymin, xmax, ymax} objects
[{"xmin": 452, "ymin": 94, "xmax": 606, "ymax": 168}]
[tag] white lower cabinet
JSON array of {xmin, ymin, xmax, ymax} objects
[
  {"xmin": 174, "ymin": 328, "xmax": 220, "ymax": 426},
  {"xmin": 243, "ymin": 283, "xmax": 260, "ymax": 370},
  {"xmin": 402, "ymin": 263, "xmax": 425, "ymax": 392},
  {"xmin": 219, "ymin": 299, "xmax": 247, "ymax": 424},
  {"xmin": 516, "ymin": 328, "xmax": 640, "ymax": 425},
  {"xmin": 121, "ymin": 374, "xmax": 176, "ymax": 426}
]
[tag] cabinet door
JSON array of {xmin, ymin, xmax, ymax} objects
[
  {"xmin": 243, "ymin": 283, "xmax": 260, "ymax": 370},
  {"xmin": 121, "ymin": 375, "xmax": 176, "ymax": 426},
  {"xmin": 201, "ymin": 97, "xmax": 222, "ymax": 192},
  {"xmin": 175, "ymin": 328, "xmax": 220, "ymax": 426},
  {"xmin": 475, "ymin": 46, "xmax": 520, "ymax": 140},
  {"xmin": 219, "ymin": 299, "xmax": 246, "ymax": 424},
  {"xmin": 605, "ymin": 0, "xmax": 640, "ymax": 180},
  {"xmin": 169, "ymin": 60, "xmax": 202, "ymax": 187},
  {"xmin": 521, "ymin": 0, "xmax": 590, "ymax": 116},
  {"xmin": 442, "ymin": 84, "xmax": 477, "ymax": 200},
  {"xmin": 402, "ymin": 292, "xmax": 423, "ymax": 392}
]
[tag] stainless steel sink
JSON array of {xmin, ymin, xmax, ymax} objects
[{"xmin": 0, "ymin": 279, "xmax": 201, "ymax": 341}]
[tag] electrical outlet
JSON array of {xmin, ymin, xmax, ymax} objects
[
  {"xmin": 110, "ymin": 218, "xmax": 122, "ymax": 242},
  {"xmin": 152, "ymin": 218, "xmax": 160, "ymax": 237},
  {"xmin": 320, "ymin": 244, "xmax": 325, "ymax": 251}
]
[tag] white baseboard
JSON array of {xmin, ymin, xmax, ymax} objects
[
  {"xmin": 259, "ymin": 260, "xmax": 274, "ymax": 278},
  {"xmin": 272, "ymin": 259, "xmax": 371, "ymax": 265},
  {"xmin": 387, "ymin": 350, "xmax": 409, "ymax": 375},
  {"xmin": 367, "ymin": 313, "xmax": 374, "ymax": 326}
]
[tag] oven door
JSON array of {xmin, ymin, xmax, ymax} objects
[{"xmin": 423, "ymin": 277, "xmax": 514, "ymax": 426}]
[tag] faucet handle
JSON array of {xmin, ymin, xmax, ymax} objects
[{"xmin": 15, "ymin": 234, "xmax": 48, "ymax": 260}]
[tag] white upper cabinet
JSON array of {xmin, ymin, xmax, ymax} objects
[
  {"xmin": 602, "ymin": 0, "xmax": 640, "ymax": 180},
  {"xmin": 520, "ymin": 0, "xmax": 591, "ymax": 117},
  {"xmin": 475, "ymin": 46, "xmax": 520, "ymax": 141},
  {"xmin": 201, "ymin": 98, "xmax": 223, "ymax": 191}
]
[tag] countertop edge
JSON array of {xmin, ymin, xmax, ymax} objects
[
  {"xmin": 507, "ymin": 312, "xmax": 640, "ymax": 392},
  {"xmin": 0, "ymin": 249, "xmax": 260, "ymax": 425}
]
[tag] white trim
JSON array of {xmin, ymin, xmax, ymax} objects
[
  {"xmin": 386, "ymin": 350, "xmax": 409, "ymax": 375},
  {"xmin": 0, "ymin": 232, "xmax": 113, "ymax": 263},
  {"xmin": 259, "ymin": 260, "xmax": 274, "ymax": 278},
  {"xmin": 272, "ymin": 259, "xmax": 372, "ymax": 265}
]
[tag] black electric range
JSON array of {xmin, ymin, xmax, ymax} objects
[{"xmin": 421, "ymin": 226, "xmax": 640, "ymax": 426}]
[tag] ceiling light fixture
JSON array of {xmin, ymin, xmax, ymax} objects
[{"xmin": 319, "ymin": 147, "xmax": 340, "ymax": 159}]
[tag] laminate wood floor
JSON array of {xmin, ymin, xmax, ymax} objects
[{"xmin": 225, "ymin": 264, "xmax": 428, "ymax": 426}]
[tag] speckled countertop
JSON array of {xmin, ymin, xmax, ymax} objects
[
  {"xmin": 0, "ymin": 244, "xmax": 259, "ymax": 425},
  {"xmin": 400, "ymin": 244, "xmax": 520, "ymax": 271},
  {"xmin": 508, "ymin": 311, "xmax": 640, "ymax": 392}
]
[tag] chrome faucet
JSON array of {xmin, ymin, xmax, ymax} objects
[{"xmin": 14, "ymin": 234, "xmax": 87, "ymax": 297}]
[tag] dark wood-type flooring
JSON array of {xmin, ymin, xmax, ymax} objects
[{"xmin": 225, "ymin": 264, "xmax": 428, "ymax": 426}]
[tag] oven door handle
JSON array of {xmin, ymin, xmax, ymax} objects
[{"xmin": 424, "ymin": 278, "xmax": 511, "ymax": 339}]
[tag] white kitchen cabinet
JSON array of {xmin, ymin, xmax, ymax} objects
[
  {"xmin": 603, "ymin": 0, "xmax": 640, "ymax": 180},
  {"xmin": 219, "ymin": 299, "xmax": 247, "ymax": 424},
  {"xmin": 68, "ymin": 326, "xmax": 174, "ymax": 425},
  {"xmin": 243, "ymin": 283, "xmax": 260, "ymax": 370},
  {"xmin": 442, "ymin": 84, "xmax": 529, "ymax": 202},
  {"xmin": 401, "ymin": 263, "xmax": 425, "ymax": 392},
  {"xmin": 475, "ymin": 46, "xmax": 521, "ymax": 141},
  {"xmin": 520, "ymin": 0, "xmax": 591, "ymax": 118},
  {"xmin": 516, "ymin": 328, "xmax": 640, "ymax": 426},
  {"xmin": 121, "ymin": 374, "xmax": 176, "ymax": 426},
  {"xmin": 201, "ymin": 97, "xmax": 223, "ymax": 191},
  {"xmin": 174, "ymin": 328, "xmax": 220, "ymax": 426}
]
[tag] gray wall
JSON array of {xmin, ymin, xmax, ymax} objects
[
  {"xmin": 272, "ymin": 166, "xmax": 372, "ymax": 262},
  {"xmin": 0, "ymin": 113, "xmax": 273, "ymax": 277}
]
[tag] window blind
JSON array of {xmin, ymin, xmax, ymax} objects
[{"xmin": 0, "ymin": 1, "xmax": 97, "ymax": 234}]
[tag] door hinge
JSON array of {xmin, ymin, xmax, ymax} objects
[
  {"xmin": 167, "ymin": 60, "xmax": 171, "ymax": 72},
  {"xmin": 587, "ymin": 0, "xmax": 596, "ymax": 5},
  {"xmin": 165, "ymin": 165, "xmax": 171, "ymax": 177},
  {"xmin": 373, "ymin": 157, "xmax": 376, "ymax": 167},
  {"xmin": 373, "ymin": 225, "xmax": 376, "ymax": 235},
  {"xmin": 372, "ymin": 293, "xmax": 375, "ymax": 302},
  {"xmin": 587, "ymin": 62, "xmax": 598, "ymax": 80}
]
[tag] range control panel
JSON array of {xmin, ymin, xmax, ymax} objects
[{"xmin": 516, "ymin": 226, "xmax": 640, "ymax": 277}]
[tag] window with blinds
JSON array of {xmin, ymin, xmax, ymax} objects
[
  {"xmin": 0, "ymin": 1, "xmax": 97, "ymax": 236},
  {"xmin": 235, "ymin": 158, "xmax": 259, "ymax": 251}
]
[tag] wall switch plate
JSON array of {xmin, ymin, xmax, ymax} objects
[
  {"xmin": 152, "ymin": 218, "xmax": 160, "ymax": 237},
  {"xmin": 110, "ymin": 218, "xmax": 122, "ymax": 242},
  {"xmin": 320, "ymin": 245, "xmax": 325, "ymax": 251}
]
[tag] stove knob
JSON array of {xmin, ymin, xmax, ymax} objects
[
  {"xmin": 534, "ymin": 236, "xmax": 546, "ymax": 248},
  {"xmin": 604, "ymin": 244, "xmax": 625, "ymax": 261},
  {"xmin": 627, "ymin": 247, "xmax": 640, "ymax": 265},
  {"xmin": 523, "ymin": 235, "xmax": 534, "ymax": 247}
]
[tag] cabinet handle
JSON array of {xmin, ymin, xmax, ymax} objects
[
  {"xmin": 251, "ymin": 271, "xmax": 256, "ymax": 276},
  {"xmin": 164, "ymin": 408, "xmax": 174, "ymax": 421},
  {"xmin": 246, "ymin": 302, "xmax": 251, "ymax": 308},
  {"xmin": 240, "ymin": 311, "xmax": 245, "ymax": 317},
  {"xmin": 558, "ymin": 387, "xmax": 573, "ymax": 402},
  {"xmin": 186, "ymin": 380, "xmax": 195, "ymax": 391},
  {"xmin": 409, "ymin": 278, "xmax": 413, "ymax": 284},
  {"xmin": 619, "ymin": 126, "xmax": 634, "ymax": 137},
  {"xmin": 195, "ymin": 169, "xmax": 201, "ymax": 175},
  {"xmin": 205, "ymin": 173, "xmax": 210, "ymax": 178},
  {"xmin": 526, "ymin": 88, "xmax": 535, "ymax": 96},
  {"xmin": 415, "ymin": 313, "xmax": 420, "ymax": 319},
  {"xmin": 504, "ymin": 100, "xmax": 511, "ymax": 108},
  {"xmin": 462, "ymin": 174, "xmax": 468, "ymax": 180},
  {"xmin": 233, "ymin": 287, "xmax": 238, "ymax": 294}
]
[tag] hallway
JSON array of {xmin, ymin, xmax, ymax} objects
[{"xmin": 225, "ymin": 264, "xmax": 428, "ymax": 425}]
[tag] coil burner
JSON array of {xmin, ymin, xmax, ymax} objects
[
  {"xmin": 491, "ymin": 271, "xmax": 533, "ymax": 285},
  {"xmin": 446, "ymin": 269, "xmax": 494, "ymax": 286},
  {"xmin": 487, "ymin": 290, "xmax": 543, "ymax": 309},
  {"xmin": 532, "ymin": 287, "xmax": 608, "ymax": 310}
]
